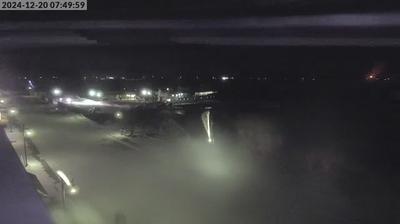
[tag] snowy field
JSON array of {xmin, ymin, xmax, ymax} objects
[{"xmin": 17, "ymin": 101, "xmax": 394, "ymax": 224}]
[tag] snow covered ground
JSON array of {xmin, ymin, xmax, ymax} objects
[{"xmin": 16, "ymin": 102, "xmax": 368, "ymax": 224}]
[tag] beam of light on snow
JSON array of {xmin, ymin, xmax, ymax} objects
[
  {"xmin": 202, "ymin": 110, "xmax": 213, "ymax": 143},
  {"xmin": 70, "ymin": 99, "xmax": 105, "ymax": 106},
  {"xmin": 56, "ymin": 170, "xmax": 79, "ymax": 195},
  {"xmin": 56, "ymin": 170, "xmax": 72, "ymax": 186}
]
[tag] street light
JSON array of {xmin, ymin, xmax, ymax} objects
[
  {"xmin": 25, "ymin": 129, "xmax": 34, "ymax": 137},
  {"xmin": 65, "ymin": 97, "xmax": 72, "ymax": 104},
  {"xmin": 141, "ymin": 89, "xmax": 152, "ymax": 96},
  {"xmin": 114, "ymin": 111, "xmax": 123, "ymax": 119},
  {"xmin": 22, "ymin": 125, "xmax": 34, "ymax": 167},
  {"xmin": 9, "ymin": 108, "xmax": 18, "ymax": 115},
  {"xmin": 52, "ymin": 88, "xmax": 62, "ymax": 96},
  {"xmin": 69, "ymin": 187, "xmax": 79, "ymax": 195},
  {"xmin": 88, "ymin": 89, "xmax": 96, "ymax": 97},
  {"xmin": 96, "ymin": 91, "xmax": 103, "ymax": 98},
  {"xmin": 56, "ymin": 170, "xmax": 79, "ymax": 207},
  {"xmin": 221, "ymin": 76, "xmax": 229, "ymax": 81}
]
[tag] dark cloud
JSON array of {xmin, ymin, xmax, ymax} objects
[{"xmin": 1, "ymin": 13, "xmax": 400, "ymax": 49}]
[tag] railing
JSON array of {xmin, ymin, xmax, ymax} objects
[{"xmin": 0, "ymin": 128, "xmax": 53, "ymax": 224}]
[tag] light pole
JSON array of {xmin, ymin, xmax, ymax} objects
[
  {"xmin": 22, "ymin": 124, "xmax": 28, "ymax": 167},
  {"xmin": 60, "ymin": 180, "xmax": 66, "ymax": 207},
  {"xmin": 56, "ymin": 170, "xmax": 78, "ymax": 208},
  {"xmin": 8, "ymin": 108, "xmax": 18, "ymax": 133},
  {"xmin": 201, "ymin": 110, "xmax": 213, "ymax": 143},
  {"xmin": 22, "ymin": 128, "xmax": 34, "ymax": 167}
]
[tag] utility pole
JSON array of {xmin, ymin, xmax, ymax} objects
[
  {"xmin": 22, "ymin": 124, "xmax": 28, "ymax": 167},
  {"xmin": 60, "ymin": 180, "xmax": 66, "ymax": 208}
]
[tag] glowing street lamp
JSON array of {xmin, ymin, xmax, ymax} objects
[
  {"xmin": 69, "ymin": 187, "xmax": 79, "ymax": 195},
  {"xmin": 88, "ymin": 89, "xmax": 96, "ymax": 97},
  {"xmin": 56, "ymin": 170, "xmax": 79, "ymax": 207},
  {"xmin": 9, "ymin": 108, "xmax": 18, "ymax": 116},
  {"xmin": 141, "ymin": 89, "xmax": 152, "ymax": 96},
  {"xmin": 52, "ymin": 88, "xmax": 62, "ymax": 96},
  {"xmin": 65, "ymin": 97, "xmax": 72, "ymax": 104},
  {"xmin": 21, "ymin": 125, "xmax": 32, "ymax": 167},
  {"xmin": 114, "ymin": 111, "xmax": 123, "ymax": 119},
  {"xmin": 25, "ymin": 129, "xmax": 34, "ymax": 137},
  {"xmin": 96, "ymin": 91, "xmax": 103, "ymax": 98},
  {"xmin": 22, "ymin": 127, "xmax": 35, "ymax": 167},
  {"xmin": 221, "ymin": 76, "xmax": 229, "ymax": 81}
]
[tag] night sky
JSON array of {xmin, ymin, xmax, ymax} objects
[
  {"xmin": 0, "ymin": 46, "xmax": 398, "ymax": 78},
  {"xmin": 1, "ymin": 1, "xmax": 400, "ymax": 84}
]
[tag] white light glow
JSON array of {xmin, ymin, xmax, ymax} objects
[
  {"xmin": 69, "ymin": 187, "xmax": 78, "ymax": 195},
  {"xmin": 96, "ymin": 91, "xmax": 103, "ymax": 98},
  {"xmin": 125, "ymin": 93, "xmax": 136, "ymax": 98},
  {"xmin": 65, "ymin": 97, "xmax": 72, "ymax": 104},
  {"xmin": 52, "ymin": 88, "xmax": 62, "ymax": 96},
  {"xmin": 25, "ymin": 129, "xmax": 34, "ymax": 137},
  {"xmin": 114, "ymin": 111, "xmax": 123, "ymax": 119},
  {"xmin": 70, "ymin": 99, "xmax": 104, "ymax": 106},
  {"xmin": 202, "ymin": 111, "xmax": 213, "ymax": 143},
  {"xmin": 141, "ymin": 89, "xmax": 152, "ymax": 96},
  {"xmin": 9, "ymin": 108, "xmax": 18, "ymax": 116},
  {"xmin": 195, "ymin": 91, "xmax": 216, "ymax": 96},
  {"xmin": 56, "ymin": 170, "xmax": 72, "ymax": 186},
  {"xmin": 88, "ymin": 89, "xmax": 96, "ymax": 97}
]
